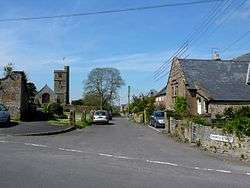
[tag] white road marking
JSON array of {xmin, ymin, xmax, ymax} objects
[
  {"xmin": 146, "ymin": 160, "xmax": 178, "ymax": 166},
  {"xmin": 147, "ymin": 125, "xmax": 162, "ymax": 133},
  {"xmin": 1, "ymin": 140, "xmax": 249, "ymax": 176},
  {"xmin": 58, "ymin": 148, "xmax": 83, "ymax": 153},
  {"xmin": 114, "ymin": 155, "xmax": 135, "ymax": 160},
  {"xmin": 98, "ymin": 153, "xmax": 113, "ymax": 157},
  {"xmin": 215, "ymin": 170, "xmax": 232, "ymax": 174},
  {"xmin": 0, "ymin": 140, "xmax": 8, "ymax": 143},
  {"xmin": 207, "ymin": 168, "xmax": 215, "ymax": 171},
  {"xmin": 24, "ymin": 143, "xmax": 48, "ymax": 148}
]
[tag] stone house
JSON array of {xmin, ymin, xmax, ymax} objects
[
  {"xmin": 166, "ymin": 57, "xmax": 250, "ymax": 117},
  {"xmin": 155, "ymin": 86, "xmax": 167, "ymax": 108},
  {"xmin": 0, "ymin": 71, "xmax": 29, "ymax": 120}
]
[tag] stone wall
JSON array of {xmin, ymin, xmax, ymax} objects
[
  {"xmin": 168, "ymin": 118, "xmax": 250, "ymax": 161},
  {"xmin": 165, "ymin": 59, "xmax": 198, "ymax": 115},
  {"xmin": 54, "ymin": 66, "xmax": 69, "ymax": 105},
  {"xmin": 208, "ymin": 102, "xmax": 250, "ymax": 118},
  {"xmin": 0, "ymin": 71, "xmax": 29, "ymax": 120}
]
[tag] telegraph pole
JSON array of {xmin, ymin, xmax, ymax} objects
[{"xmin": 128, "ymin": 85, "xmax": 131, "ymax": 114}]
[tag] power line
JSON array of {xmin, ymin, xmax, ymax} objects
[
  {"xmin": 0, "ymin": 0, "xmax": 226, "ymax": 23},
  {"xmin": 153, "ymin": 0, "xmax": 227, "ymax": 81},
  {"xmin": 194, "ymin": 0, "xmax": 248, "ymax": 49},
  {"xmin": 222, "ymin": 30, "xmax": 250, "ymax": 53}
]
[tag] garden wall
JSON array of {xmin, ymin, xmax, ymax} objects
[{"xmin": 168, "ymin": 118, "xmax": 250, "ymax": 161}]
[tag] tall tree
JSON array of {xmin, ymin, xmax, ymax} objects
[
  {"xmin": 26, "ymin": 82, "xmax": 37, "ymax": 102},
  {"xmin": 84, "ymin": 68, "xmax": 124, "ymax": 109}
]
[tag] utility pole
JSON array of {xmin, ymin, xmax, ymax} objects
[{"xmin": 128, "ymin": 85, "xmax": 131, "ymax": 114}]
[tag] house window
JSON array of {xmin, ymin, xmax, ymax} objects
[{"xmin": 173, "ymin": 84, "xmax": 178, "ymax": 97}]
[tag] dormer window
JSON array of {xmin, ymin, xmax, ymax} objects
[{"xmin": 246, "ymin": 63, "xmax": 250, "ymax": 85}]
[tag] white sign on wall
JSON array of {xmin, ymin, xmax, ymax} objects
[{"xmin": 210, "ymin": 134, "xmax": 234, "ymax": 143}]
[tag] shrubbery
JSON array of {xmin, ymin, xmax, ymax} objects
[
  {"xmin": 192, "ymin": 115, "xmax": 209, "ymax": 126},
  {"xmin": 222, "ymin": 107, "xmax": 250, "ymax": 138},
  {"xmin": 42, "ymin": 102, "xmax": 64, "ymax": 119},
  {"xmin": 47, "ymin": 102, "xmax": 64, "ymax": 116}
]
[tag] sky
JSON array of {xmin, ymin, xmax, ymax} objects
[{"xmin": 0, "ymin": 0, "xmax": 250, "ymax": 104}]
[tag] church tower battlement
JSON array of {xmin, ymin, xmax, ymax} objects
[{"xmin": 54, "ymin": 66, "xmax": 70, "ymax": 104}]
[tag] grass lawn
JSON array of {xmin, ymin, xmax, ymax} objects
[{"xmin": 48, "ymin": 118, "xmax": 69, "ymax": 126}]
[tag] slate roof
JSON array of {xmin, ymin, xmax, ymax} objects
[
  {"xmin": 156, "ymin": 86, "xmax": 167, "ymax": 97},
  {"xmin": 234, "ymin": 53, "xmax": 250, "ymax": 62},
  {"xmin": 178, "ymin": 58, "xmax": 250, "ymax": 101},
  {"xmin": 36, "ymin": 84, "xmax": 55, "ymax": 96}
]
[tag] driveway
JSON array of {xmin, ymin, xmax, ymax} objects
[{"xmin": 0, "ymin": 117, "xmax": 249, "ymax": 188}]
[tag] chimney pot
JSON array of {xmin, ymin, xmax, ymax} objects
[{"xmin": 212, "ymin": 52, "xmax": 221, "ymax": 60}]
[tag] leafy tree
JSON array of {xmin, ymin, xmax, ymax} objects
[
  {"xmin": 174, "ymin": 96, "xmax": 188, "ymax": 118},
  {"xmin": 26, "ymin": 82, "xmax": 37, "ymax": 102},
  {"xmin": 3, "ymin": 63, "xmax": 13, "ymax": 77},
  {"xmin": 72, "ymin": 99, "xmax": 84, "ymax": 106},
  {"xmin": 84, "ymin": 68, "xmax": 124, "ymax": 109}
]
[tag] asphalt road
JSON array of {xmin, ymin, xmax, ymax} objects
[{"xmin": 0, "ymin": 117, "xmax": 249, "ymax": 188}]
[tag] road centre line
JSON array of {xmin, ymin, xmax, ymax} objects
[
  {"xmin": 146, "ymin": 160, "xmax": 179, "ymax": 166},
  {"xmin": 58, "ymin": 148, "xmax": 83, "ymax": 153},
  {"xmin": 1, "ymin": 140, "xmax": 250, "ymax": 177},
  {"xmin": 24, "ymin": 143, "xmax": 48, "ymax": 147}
]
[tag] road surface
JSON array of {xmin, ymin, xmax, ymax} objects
[{"xmin": 0, "ymin": 118, "xmax": 249, "ymax": 188}]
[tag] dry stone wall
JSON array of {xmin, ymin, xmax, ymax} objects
[{"xmin": 0, "ymin": 71, "xmax": 29, "ymax": 120}]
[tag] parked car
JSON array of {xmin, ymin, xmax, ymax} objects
[
  {"xmin": 150, "ymin": 111, "xmax": 165, "ymax": 128},
  {"xmin": 93, "ymin": 110, "xmax": 109, "ymax": 124},
  {"xmin": 0, "ymin": 104, "xmax": 10, "ymax": 125}
]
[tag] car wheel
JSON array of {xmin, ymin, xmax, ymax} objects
[
  {"xmin": 6, "ymin": 116, "xmax": 10, "ymax": 125},
  {"xmin": 153, "ymin": 122, "xmax": 156, "ymax": 127},
  {"xmin": 154, "ymin": 122, "xmax": 158, "ymax": 128}
]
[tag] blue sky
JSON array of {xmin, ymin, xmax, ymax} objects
[{"xmin": 0, "ymin": 0, "xmax": 250, "ymax": 104}]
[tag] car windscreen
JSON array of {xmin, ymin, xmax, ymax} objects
[
  {"xmin": 155, "ymin": 112, "xmax": 164, "ymax": 117},
  {"xmin": 95, "ymin": 111, "xmax": 106, "ymax": 116},
  {"xmin": 0, "ymin": 104, "xmax": 7, "ymax": 111}
]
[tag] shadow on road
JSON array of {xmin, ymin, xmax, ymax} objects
[{"xmin": 0, "ymin": 121, "xmax": 19, "ymax": 128}]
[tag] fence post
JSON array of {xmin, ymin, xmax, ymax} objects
[
  {"xmin": 165, "ymin": 112, "xmax": 171, "ymax": 134},
  {"xmin": 144, "ymin": 109, "xmax": 147, "ymax": 124},
  {"xmin": 81, "ymin": 111, "xmax": 87, "ymax": 122},
  {"xmin": 69, "ymin": 110, "xmax": 76, "ymax": 127}
]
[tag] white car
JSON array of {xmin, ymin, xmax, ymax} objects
[
  {"xmin": 93, "ymin": 110, "xmax": 109, "ymax": 124},
  {"xmin": 0, "ymin": 104, "xmax": 10, "ymax": 125}
]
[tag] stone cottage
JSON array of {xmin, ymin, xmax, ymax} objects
[
  {"xmin": 0, "ymin": 71, "xmax": 29, "ymax": 120},
  {"xmin": 165, "ymin": 57, "xmax": 250, "ymax": 117},
  {"xmin": 155, "ymin": 86, "xmax": 167, "ymax": 108}
]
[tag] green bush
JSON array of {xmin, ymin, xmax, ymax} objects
[
  {"xmin": 192, "ymin": 115, "xmax": 209, "ymax": 126},
  {"xmin": 223, "ymin": 107, "xmax": 234, "ymax": 119},
  {"xmin": 223, "ymin": 117, "xmax": 250, "ymax": 138},
  {"xmin": 47, "ymin": 102, "xmax": 64, "ymax": 116},
  {"xmin": 174, "ymin": 96, "xmax": 188, "ymax": 118}
]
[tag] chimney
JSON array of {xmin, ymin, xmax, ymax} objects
[{"xmin": 212, "ymin": 51, "xmax": 221, "ymax": 60}]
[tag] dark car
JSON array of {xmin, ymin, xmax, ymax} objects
[
  {"xmin": 0, "ymin": 104, "xmax": 10, "ymax": 125},
  {"xmin": 150, "ymin": 111, "xmax": 165, "ymax": 128}
]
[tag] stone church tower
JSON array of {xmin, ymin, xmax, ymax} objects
[{"xmin": 54, "ymin": 66, "xmax": 70, "ymax": 104}]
